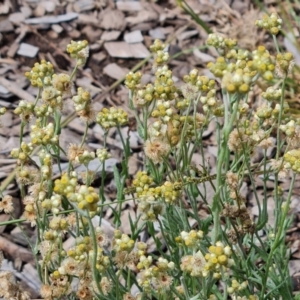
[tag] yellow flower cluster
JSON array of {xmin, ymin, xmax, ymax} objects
[
  {"xmin": 96, "ymin": 148, "xmax": 111, "ymax": 162},
  {"xmin": 72, "ymin": 87, "xmax": 95, "ymax": 121},
  {"xmin": 276, "ymin": 52, "xmax": 294, "ymax": 77},
  {"xmin": 252, "ymin": 46, "xmax": 275, "ymax": 80},
  {"xmin": 284, "ymin": 149, "xmax": 300, "ymax": 173},
  {"xmin": 182, "ymin": 70, "xmax": 222, "ymax": 116},
  {"xmin": 183, "ymin": 69, "xmax": 215, "ymax": 92},
  {"xmin": 227, "ymin": 279, "xmax": 248, "ymax": 295},
  {"xmin": 130, "ymin": 171, "xmax": 182, "ymax": 219},
  {"xmin": 255, "ymin": 13, "xmax": 282, "ymax": 35},
  {"xmin": 39, "ymin": 149, "xmax": 52, "ymax": 180},
  {"xmin": 11, "ymin": 142, "xmax": 33, "ymax": 163},
  {"xmin": 261, "ymin": 86, "xmax": 281, "ymax": 101},
  {"xmin": 132, "ymin": 171, "xmax": 154, "ymax": 197},
  {"xmin": 137, "ymin": 255, "xmax": 174, "ymax": 293},
  {"xmin": 66, "ymin": 40, "xmax": 88, "ymax": 55},
  {"xmin": 113, "ymin": 230, "xmax": 135, "ymax": 253},
  {"xmin": 93, "ymin": 247, "xmax": 110, "ymax": 272},
  {"xmin": 75, "ymin": 149, "xmax": 95, "ymax": 166},
  {"xmin": 206, "ymin": 33, "xmax": 237, "ymax": 53},
  {"xmin": 42, "ymin": 193, "xmax": 62, "ymax": 215},
  {"xmin": 66, "ymin": 40, "xmax": 89, "ymax": 65},
  {"xmin": 14, "ymin": 100, "xmax": 34, "ymax": 122},
  {"xmin": 96, "ymin": 107, "xmax": 128, "ymax": 129},
  {"xmin": 150, "ymin": 39, "xmax": 169, "ymax": 66},
  {"xmin": 49, "ymin": 216, "xmax": 68, "ymax": 232},
  {"xmin": 207, "ymin": 43, "xmax": 275, "ymax": 95},
  {"xmin": 151, "ymin": 100, "xmax": 174, "ymax": 122},
  {"xmin": 204, "ymin": 241, "xmax": 233, "ymax": 274},
  {"xmin": 25, "ymin": 59, "xmax": 54, "ymax": 87},
  {"xmin": 70, "ymin": 185, "xmax": 99, "ymax": 212},
  {"xmin": 30, "ymin": 120, "xmax": 58, "ymax": 145},
  {"xmin": 181, "ymin": 242, "xmax": 233, "ymax": 280},
  {"xmin": 53, "ymin": 172, "xmax": 77, "ymax": 196},
  {"xmin": 54, "ymin": 173, "xmax": 100, "ymax": 213},
  {"xmin": 125, "ymin": 71, "xmax": 142, "ymax": 90},
  {"xmin": 159, "ymin": 181, "xmax": 181, "ymax": 204},
  {"xmin": 34, "ymin": 103, "xmax": 54, "ymax": 118},
  {"xmin": 175, "ymin": 230, "xmax": 204, "ymax": 248},
  {"xmin": 280, "ymin": 120, "xmax": 298, "ymax": 137},
  {"xmin": 133, "ymin": 66, "xmax": 177, "ymax": 108},
  {"xmin": 67, "ymin": 236, "xmax": 92, "ymax": 261}
]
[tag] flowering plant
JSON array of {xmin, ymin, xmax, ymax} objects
[{"xmin": 0, "ymin": 13, "xmax": 298, "ymax": 300}]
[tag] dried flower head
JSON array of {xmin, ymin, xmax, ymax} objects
[
  {"xmin": 144, "ymin": 138, "xmax": 170, "ymax": 164},
  {"xmin": 123, "ymin": 293, "xmax": 136, "ymax": 300},
  {"xmin": 95, "ymin": 228, "xmax": 109, "ymax": 247},
  {"xmin": 40, "ymin": 284, "xmax": 52, "ymax": 299},
  {"xmin": 181, "ymin": 83, "xmax": 198, "ymax": 100},
  {"xmin": 270, "ymin": 158, "xmax": 289, "ymax": 179},
  {"xmin": 100, "ymin": 276, "xmax": 112, "ymax": 295},
  {"xmin": 258, "ymin": 137, "xmax": 274, "ymax": 150},
  {"xmin": 0, "ymin": 195, "xmax": 14, "ymax": 214},
  {"xmin": 52, "ymin": 73, "xmax": 72, "ymax": 95},
  {"xmin": 68, "ymin": 144, "xmax": 85, "ymax": 163},
  {"xmin": 226, "ymin": 171, "xmax": 239, "ymax": 190}
]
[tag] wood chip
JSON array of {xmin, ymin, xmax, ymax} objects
[
  {"xmin": 0, "ymin": 77, "xmax": 35, "ymax": 102},
  {"xmin": 131, "ymin": 22, "xmax": 156, "ymax": 32},
  {"xmin": 91, "ymin": 51, "xmax": 106, "ymax": 63},
  {"xmin": 47, "ymin": 30, "xmax": 59, "ymax": 39},
  {"xmin": 124, "ymin": 30, "xmax": 143, "ymax": 44},
  {"xmin": 73, "ymin": 0, "xmax": 95, "ymax": 12},
  {"xmin": 177, "ymin": 29, "xmax": 199, "ymax": 40},
  {"xmin": 25, "ymin": 12, "xmax": 78, "ymax": 24},
  {"xmin": 1, "ymin": 111, "xmax": 13, "ymax": 127},
  {"xmin": 103, "ymin": 63, "xmax": 129, "ymax": 80},
  {"xmin": 99, "ymin": 8, "xmax": 126, "ymax": 31},
  {"xmin": 81, "ymin": 25, "xmax": 102, "ymax": 42},
  {"xmin": 20, "ymin": 6, "xmax": 32, "ymax": 18},
  {"xmin": 20, "ymin": 263, "xmax": 41, "ymax": 292},
  {"xmin": 7, "ymin": 42, "xmax": 19, "ymax": 58},
  {"xmin": 0, "ymin": 236, "xmax": 34, "ymax": 264},
  {"xmin": 40, "ymin": 0, "xmax": 56, "ymax": 13},
  {"xmin": 193, "ymin": 49, "xmax": 214, "ymax": 63},
  {"xmin": 126, "ymin": 10, "xmax": 158, "ymax": 26},
  {"xmin": 116, "ymin": 1, "xmax": 143, "ymax": 11},
  {"xmin": 101, "ymin": 30, "xmax": 121, "ymax": 41},
  {"xmin": 51, "ymin": 24, "xmax": 64, "ymax": 34},
  {"xmin": 104, "ymin": 42, "xmax": 150, "ymax": 58},
  {"xmin": 34, "ymin": 3, "xmax": 46, "ymax": 17},
  {"xmin": 17, "ymin": 43, "xmax": 39, "ymax": 58},
  {"xmin": 0, "ymin": 2, "xmax": 10, "ymax": 14},
  {"xmin": 9, "ymin": 13, "xmax": 26, "ymax": 24},
  {"xmin": 149, "ymin": 28, "xmax": 165, "ymax": 40},
  {"xmin": 0, "ymin": 19, "xmax": 14, "ymax": 32},
  {"xmin": 77, "ymin": 13, "xmax": 99, "ymax": 26},
  {"xmin": 68, "ymin": 118, "xmax": 93, "ymax": 135}
]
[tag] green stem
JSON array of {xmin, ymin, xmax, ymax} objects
[
  {"xmin": 80, "ymin": 121, "xmax": 89, "ymax": 148},
  {"xmin": 260, "ymin": 172, "xmax": 296, "ymax": 298},
  {"xmin": 70, "ymin": 62, "xmax": 79, "ymax": 81},
  {"xmin": 212, "ymin": 98, "xmax": 240, "ymax": 243}
]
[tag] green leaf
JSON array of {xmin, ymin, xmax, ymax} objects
[{"xmin": 250, "ymin": 242, "xmax": 269, "ymax": 262}]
